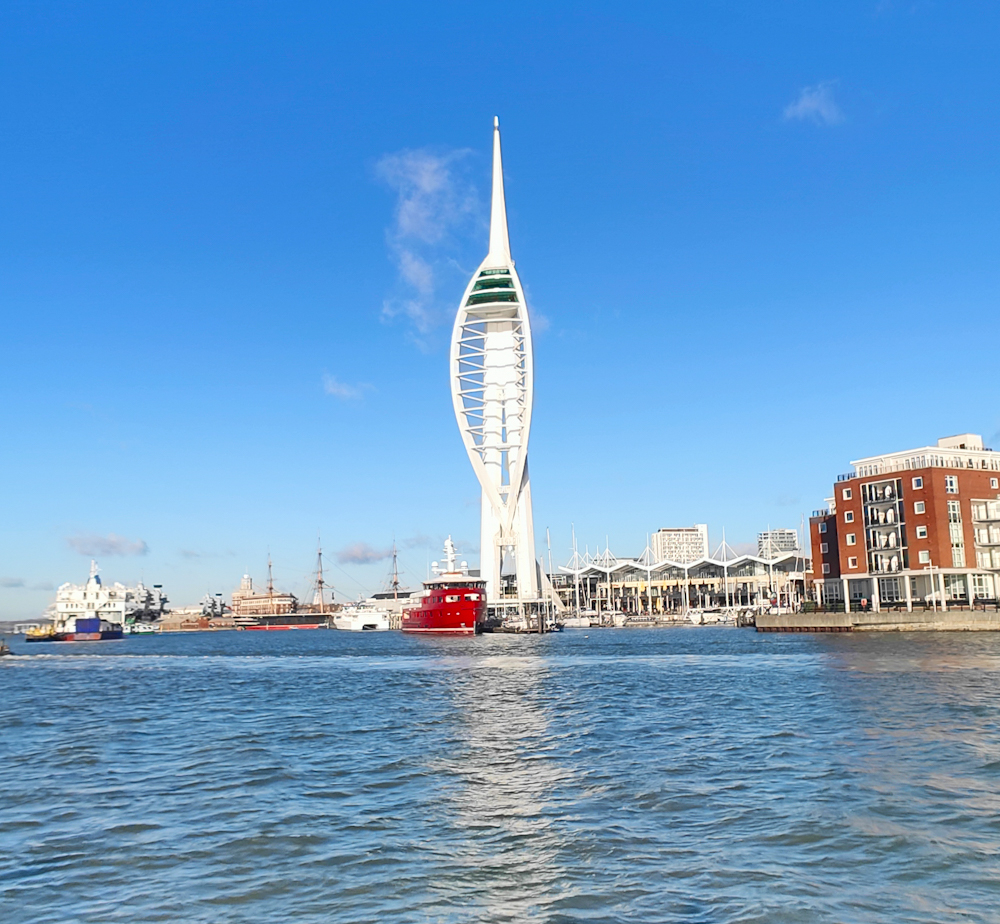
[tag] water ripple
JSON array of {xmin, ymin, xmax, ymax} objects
[{"xmin": 3, "ymin": 629, "xmax": 1000, "ymax": 921}]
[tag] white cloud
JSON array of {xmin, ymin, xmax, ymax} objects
[
  {"xmin": 376, "ymin": 147, "xmax": 481, "ymax": 340},
  {"xmin": 67, "ymin": 533, "xmax": 149, "ymax": 557},
  {"xmin": 376, "ymin": 149, "xmax": 475, "ymax": 244},
  {"xmin": 322, "ymin": 373, "xmax": 370, "ymax": 400},
  {"xmin": 337, "ymin": 542, "xmax": 392, "ymax": 565},
  {"xmin": 784, "ymin": 81, "xmax": 844, "ymax": 126}
]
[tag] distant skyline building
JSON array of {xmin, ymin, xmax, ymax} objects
[
  {"xmin": 52, "ymin": 559, "xmax": 167, "ymax": 625},
  {"xmin": 651, "ymin": 525, "xmax": 709, "ymax": 564},
  {"xmin": 231, "ymin": 570, "xmax": 297, "ymax": 616},
  {"xmin": 757, "ymin": 529, "xmax": 800, "ymax": 558},
  {"xmin": 450, "ymin": 118, "xmax": 538, "ymax": 603}
]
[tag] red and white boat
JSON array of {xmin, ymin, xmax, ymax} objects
[{"xmin": 401, "ymin": 537, "xmax": 487, "ymax": 635}]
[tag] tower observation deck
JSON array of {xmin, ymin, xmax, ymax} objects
[{"xmin": 450, "ymin": 117, "xmax": 538, "ymax": 604}]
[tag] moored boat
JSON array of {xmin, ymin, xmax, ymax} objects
[
  {"xmin": 26, "ymin": 616, "xmax": 124, "ymax": 643},
  {"xmin": 242, "ymin": 614, "xmax": 329, "ymax": 630},
  {"xmin": 333, "ymin": 601, "xmax": 391, "ymax": 631},
  {"xmin": 400, "ymin": 537, "xmax": 486, "ymax": 635}
]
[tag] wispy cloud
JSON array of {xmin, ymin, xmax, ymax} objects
[
  {"xmin": 0, "ymin": 577, "xmax": 25, "ymax": 588},
  {"xmin": 322, "ymin": 373, "xmax": 372, "ymax": 401},
  {"xmin": 67, "ymin": 533, "xmax": 149, "ymax": 557},
  {"xmin": 784, "ymin": 81, "xmax": 844, "ymax": 126},
  {"xmin": 376, "ymin": 148, "xmax": 481, "ymax": 341},
  {"xmin": 337, "ymin": 542, "xmax": 392, "ymax": 565}
]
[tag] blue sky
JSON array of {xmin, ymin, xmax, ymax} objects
[{"xmin": 2, "ymin": 1, "xmax": 999, "ymax": 617}]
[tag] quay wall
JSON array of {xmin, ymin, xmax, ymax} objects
[{"xmin": 758, "ymin": 609, "xmax": 1000, "ymax": 632}]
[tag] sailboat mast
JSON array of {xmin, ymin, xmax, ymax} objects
[{"xmin": 267, "ymin": 554, "xmax": 275, "ymax": 615}]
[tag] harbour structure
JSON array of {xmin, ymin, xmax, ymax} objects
[
  {"xmin": 810, "ymin": 433, "xmax": 1000, "ymax": 612},
  {"xmin": 557, "ymin": 544, "xmax": 809, "ymax": 615},
  {"xmin": 51, "ymin": 560, "xmax": 167, "ymax": 626},
  {"xmin": 230, "ymin": 558, "xmax": 298, "ymax": 617},
  {"xmin": 650, "ymin": 525, "xmax": 709, "ymax": 564},
  {"xmin": 450, "ymin": 117, "xmax": 538, "ymax": 606},
  {"xmin": 758, "ymin": 528, "xmax": 799, "ymax": 558}
]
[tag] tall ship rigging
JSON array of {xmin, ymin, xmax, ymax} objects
[{"xmin": 234, "ymin": 547, "xmax": 331, "ymax": 630}]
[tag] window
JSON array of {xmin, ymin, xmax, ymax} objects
[
  {"xmin": 843, "ymin": 487, "xmax": 853, "ymax": 500},
  {"xmin": 945, "ymin": 475, "xmax": 958, "ymax": 494},
  {"xmin": 822, "ymin": 563, "xmax": 831, "ymax": 574},
  {"xmin": 820, "ymin": 542, "xmax": 829, "ymax": 553},
  {"xmin": 844, "ymin": 511, "xmax": 854, "ymax": 523},
  {"xmin": 819, "ymin": 522, "xmax": 827, "ymax": 534},
  {"xmin": 846, "ymin": 533, "xmax": 856, "ymax": 546},
  {"xmin": 992, "ymin": 478, "xmax": 999, "ymax": 490},
  {"xmin": 916, "ymin": 526, "xmax": 928, "ymax": 539},
  {"xmin": 912, "ymin": 476, "xmax": 923, "ymax": 489},
  {"xmin": 914, "ymin": 501, "xmax": 926, "ymax": 514},
  {"xmin": 464, "ymin": 593, "xmax": 480, "ymax": 601},
  {"xmin": 445, "ymin": 595, "xmax": 460, "ymax": 602},
  {"xmin": 848, "ymin": 556, "xmax": 858, "ymax": 569},
  {"xmin": 918, "ymin": 550, "xmax": 930, "ymax": 564}
]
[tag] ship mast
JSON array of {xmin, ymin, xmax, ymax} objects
[
  {"xmin": 267, "ymin": 553, "xmax": 275, "ymax": 615},
  {"xmin": 315, "ymin": 539, "xmax": 328, "ymax": 613},
  {"xmin": 391, "ymin": 540, "xmax": 400, "ymax": 601}
]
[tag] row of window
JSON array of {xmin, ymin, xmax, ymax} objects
[
  {"xmin": 842, "ymin": 475, "xmax": 999, "ymax": 503},
  {"xmin": 836, "ymin": 548, "xmax": 942, "ymax": 569},
  {"xmin": 841, "ymin": 499, "xmax": 932, "ymax": 521}
]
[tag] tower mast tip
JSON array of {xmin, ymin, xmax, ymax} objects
[{"xmin": 494, "ymin": 115, "xmax": 499, "ymax": 129}]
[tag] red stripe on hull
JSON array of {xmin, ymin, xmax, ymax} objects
[{"xmin": 243, "ymin": 624, "xmax": 325, "ymax": 631}]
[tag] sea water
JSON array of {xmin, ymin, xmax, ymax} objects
[{"xmin": 2, "ymin": 628, "xmax": 1000, "ymax": 923}]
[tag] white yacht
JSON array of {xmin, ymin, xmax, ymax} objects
[{"xmin": 333, "ymin": 601, "xmax": 391, "ymax": 632}]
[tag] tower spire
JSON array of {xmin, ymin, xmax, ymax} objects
[{"xmin": 487, "ymin": 116, "xmax": 511, "ymax": 265}]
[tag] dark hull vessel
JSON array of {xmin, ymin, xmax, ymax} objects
[
  {"xmin": 242, "ymin": 614, "xmax": 329, "ymax": 631},
  {"xmin": 26, "ymin": 617, "xmax": 124, "ymax": 643}
]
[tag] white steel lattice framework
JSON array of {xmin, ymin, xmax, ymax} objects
[{"xmin": 450, "ymin": 117, "xmax": 538, "ymax": 603}]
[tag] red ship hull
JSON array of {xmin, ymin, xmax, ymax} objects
[
  {"xmin": 401, "ymin": 584, "xmax": 486, "ymax": 635},
  {"xmin": 242, "ymin": 623, "xmax": 326, "ymax": 631}
]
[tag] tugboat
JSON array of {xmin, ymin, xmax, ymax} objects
[{"xmin": 400, "ymin": 537, "xmax": 487, "ymax": 635}]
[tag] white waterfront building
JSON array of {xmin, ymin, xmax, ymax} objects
[
  {"xmin": 450, "ymin": 117, "xmax": 538, "ymax": 604},
  {"xmin": 53, "ymin": 560, "xmax": 167, "ymax": 626}
]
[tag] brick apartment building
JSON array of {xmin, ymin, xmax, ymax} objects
[{"xmin": 810, "ymin": 434, "xmax": 1000, "ymax": 611}]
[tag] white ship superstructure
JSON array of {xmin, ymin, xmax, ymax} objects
[
  {"xmin": 53, "ymin": 560, "xmax": 167, "ymax": 626},
  {"xmin": 450, "ymin": 117, "xmax": 538, "ymax": 604}
]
